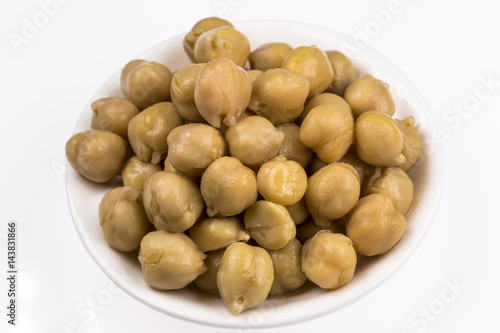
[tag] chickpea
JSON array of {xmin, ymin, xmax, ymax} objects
[
  {"xmin": 325, "ymin": 50, "xmax": 358, "ymax": 96},
  {"xmin": 217, "ymin": 242, "xmax": 274, "ymax": 314},
  {"xmin": 189, "ymin": 216, "xmax": 250, "ymax": 252},
  {"xmin": 302, "ymin": 231, "xmax": 357, "ymax": 290},
  {"xmin": 243, "ymin": 200, "xmax": 296, "ymax": 250},
  {"xmin": 98, "ymin": 186, "xmax": 151, "ymax": 252},
  {"xmin": 281, "ymin": 46, "xmax": 334, "ymax": 98},
  {"xmin": 338, "ymin": 146, "xmax": 368, "ymax": 184},
  {"xmin": 298, "ymin": 92, "xmax": 351, "ymax": 125},
  {"xmin": 138, "ymin": 230, "xmax": 206, "ymax": 290},
  {"xmin": 120, "ymin": 59, "xmax": 172, "ymax": 110},
  {"xmin": 249, "ymin": 42, "xmax": 293, "ymax": 71},
  {"xmin": 194, "ymin": 58, "xmax": 252, "ymax": 128},
  {"xmin": 224, "ymin": 116, "xmax": 285, "ymax": 168},
  {"xmin": 246, "ymin": 69, "xmax": 263, "ymax": 83},
  {"xmin": 183, "ymin": 16, "xmax": 233, "ymax": 62},
  {"xmin": 170, "ymin": 63, "xmax": 206, "ymax": 122},
  {"xmin": 257, "ymin": 159, "xmax": 307, "ymax": 206},
  {"xmin": 163, "ymin": 156, "xmax": 178, "ymax": 174},
  {"xmin": 305, "ymin": 163, "xmax": 360, "ymax": 228},
  {"xmin": 143, "ymin": 171, "xmax": 204, "ymax": 232},
  {"xmin": 295, "ymin": 218, "xmax": 345, "ymax": 244},
  {"xmin": 194, "ymin": 26, "xmax": 250, "ymax": 68},
  {"xmin": 268, "ymin": 238, "xmax": 307, "ymax": 295},
  {"xmin": 65, "ymin": 129, "xmax": 128, "ymax": 183},
  {"xmin": 286, "ymin": 198, "xmax": 309, "ymax": 225},
  {"xmin": 299, "ymin": 104, "xmax": 354, "ymax": 163},
  {"xmin": 396, "ymin": 116, "xmax": 422, "ymax": 171},
  {"xmin": 363, "ymin": 167, "xmax": 414, "ymax": 216},
  {"xmin": 248, "ymin": 68, "xmax": 310, "ymax": 125},
  {"xmin": 200, "ymin": 156, "xmax": 258, "ymax": 217},
  {"xmin": 121, "ymin": 156, "xmax": 162, "ymax": 192},
  {"xmin": 194, "ymin": 249, "xmax": 225, "ymax": 294},
  {"xmin": 91, "ymin": 97, "xmax": 139, "ymax": 138},
  {"xmin": 182, "ymin": 16, "xmax": 233, "ymax": 62},
  {"xmin": 276, "ymin": 123, "xmax": 313, "ymax": 169},
  {"xmin": 354, "ymin": 111, "xmax": 405, "ymax": 167},
  {"xmin": 127, "ymin": 102, "xmax": 184, "ymax": 164},
  {"xmin": 344, "ymin": 73, "xmax": 395, "ymax": 118},
  {"xmin": 307, "ymin": 153, "xmax": 328, "ymax": 176},
  {"xmin": 346, "ymin": 193, "xmax": 406, "ymax": 256},
  {"xmin": 167, "ymin": 123, "xmax": 228, "ymax": 179}
]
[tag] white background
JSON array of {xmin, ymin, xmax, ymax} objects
[{"xmin": 1, "ymin": 0, "xmax": 499, "ymax": 332}]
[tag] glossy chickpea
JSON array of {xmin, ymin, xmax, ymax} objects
[
  {"xmin": 65, "ymin": 129, "xmax": 128, "ymax": 183},
  {"xmin": 127, "ymin": 102, "xmax": 184, "ymax": 164},
  {"xmin": 120, "ymin": 60, "xmax": 172, "ymax": 110},
  {"xmin": 138, "ymin": 230, "xmax": 206, "ymax": 290}
]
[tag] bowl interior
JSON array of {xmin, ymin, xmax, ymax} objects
[{"xmin": 66, "ymin": 20, "xmax": 443, "ymax": 329}]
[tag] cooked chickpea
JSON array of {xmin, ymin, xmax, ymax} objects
[
  {"xmin": 170, "ymin": 63, "xmax": 206, "ymax": 122},
  {"xmin": 194, "ymin": 26, "xmax": 250, "ymax": 68},
  {"xmin": 363, "ymin": 167, "xmax": 414, "ymax": 216},
  {"xmin": 244, "ymin": 200, "xmax": 296, "ymax": 250},
  {"xmin": 298, "ymin": 92, "xmax": 351, "ymax": 125},
  {"xmin": 305, "ymin": 163, "xmax": 360, "ymax": 228},
  {"xmin": 194, "ymin": 58, "xmax": 252, "ymax": 128},
  {"xmin": 183, "ymin": 17, "xmax": 233, "ymax": 62},
  {"xmin": 299, "ymin": 104, "xmax": 354, "ymax": 163},
  {"xmin": 246, "ymin": 69, "xmax": 263, "ymax": 83},
  {"xmin": 65, "ymin": 129, "xmax": 128, "ymax": 183},
  {"xmin": 344, "ymin": 73, "xmax": 395, "ymax": 118},
  {"xmin": 346, "ymin": 193, "xmax": 406, "ymax": 256},
  {"xmin": 91, "ymin": 97, "xmax": 139, "ymax": 138},
  {"xmin": 217, "ymin": 242, "xmax": 274, "ymax": 314},
  {"xmin": 396, "ymin": 116, "xmax": 422, "ymax": 171},
  {"xmin": 200, "ymin": 156, "xmax": 258, "ymax": 217},
  {"xmin": 143, "ymin": 171, "xmax": 204, "ymax": 232},
  {"xmin": 257, "ymin": 159, "xmax": 307, "ymax": 206},
  {"xmin": 249, "ymin": 42, "xmax": 293, "ymax": 71},
  {"xmin": 302, "ymin": 231, "xmax": 357, "ymax": 290},
  {"xmin": 281, "ymin": 46, "xmax": 334, "ymax": 98},
  {"xmin": 338, "ymin": 146, "xmax": 368, "ymax": 184},
  {"xmin": 286, "ymin": 198, "xmax": 309, "ymax": 225},
  {"xmin": 248, "ymin": 68, "xmax": 310, "ymax": 125},
  {"xmin": 325, "ymin": 50, "xmax": 358, "ymax": 96},
  {"xmin": 194, "ymin": 249, "xmax": 225, "ymax": 294},
  {"xmin": 189, "ymin": 216, "xmax": 250, "ymax": 252},
  {"xmin": 121, "ymin": 156, "xmax": 162, "ymax": 191},
  {"xmin": 138, "ymin": 230, "xmax": 206, "ymax": 290},
  {"xmin": 120, "ymin": 59, "xmax": 172, "ymax": 110},
  {"xmin": 224, "ymin": 116, "xmax": 285, "ymax": 167},
  {"xmin": 295, "ymin": 218, "xmax": 346, "ymax": 244},
  {"xmin": 354, "ymin": 111, "xmax": 405, "ymax": 167},
  {"xmin": 307, "ymin": 153, "xmax": 328, "ymax": 176},
  {"xmin": 276, "ymin": 123, "xmax": 313, "ymax": 168},
  {"xmin": 163, "ymin": 156, "xmax": 178, "ymax": 174},
  {"xmin": 167, "ymin": 123, "xmax": 228, "ymax": 179},
  {"xmin": 98, "ymin": 186, "xmax": 151, "ymax": 252},
  {"xmin": 268, "ymin": 238, "xmax": 307, "ymax": 295},
  {"xmin": 127, "ymin": 102, "xmax": 184, "ymax": 164}
]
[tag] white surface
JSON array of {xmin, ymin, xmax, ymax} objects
[{"xmin": 1, "ymin": 0, "xmax": 499, "ymax": 332}]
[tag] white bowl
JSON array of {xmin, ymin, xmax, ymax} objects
[{"xmin": 66, "ymin": 19, "xmax": 443, "ymax": 329}]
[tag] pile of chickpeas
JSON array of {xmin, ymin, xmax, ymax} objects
[{"xmin": 65, "ymin": 17, "xmax": 422, "ymax": 315}]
